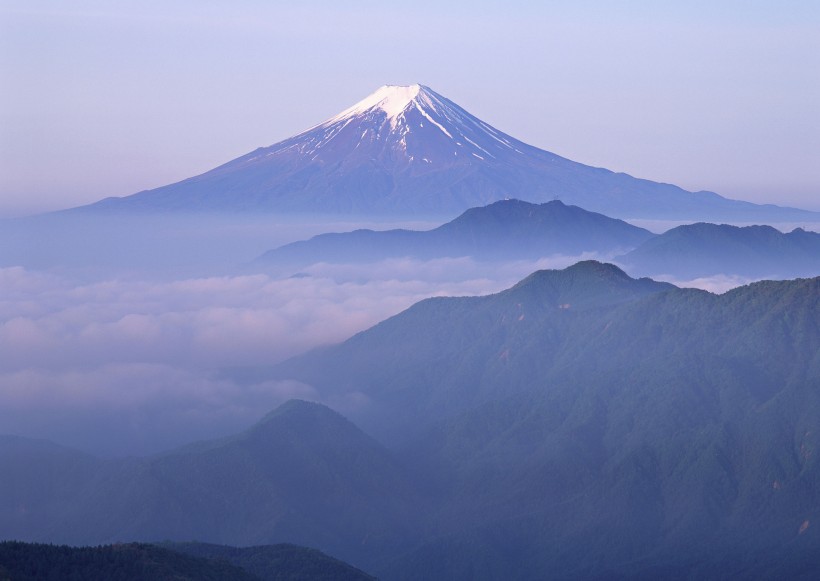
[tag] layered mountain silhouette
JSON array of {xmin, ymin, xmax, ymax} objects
[
  {"xmin": 272, "ymin": 262, "xmax": 820, "ymax": 578},
  {"xmin": 79, "ymin": 84, "xmax": 819, "ymax": 221},
  {"xmin": 272, "ymin": 261, "xmax": 678, "ymax": 440},
  {"xmin": 619, "ymin": 222, "xmax": 820, "ymax": 279},
  {"xmin": 3, "ymin": 263, "xmax": 820, "ymax": 579},
  {"xmin": 256, "ymin": 199, "xmax": 654, "ymax": 267},
  {"xmin": 0, "ymin": 401, "xmax": 420, "ymax": 571}
]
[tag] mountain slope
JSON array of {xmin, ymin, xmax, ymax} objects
[
  {"xmin": 0, "ymin": 541, "xmax": 377, "ymax": 581},
  {"xmin": 161, "ymin": 542, "xmax": 377, "ymax": 581},
  {"xmin": 619, "ymin": 222, "xmax": 820, "ymax": 279},
  {"xmin": 2, "ymin": 266, "xmax": 820, "ymax": 578},
  {"xmin": 272, "ymin": 261, "xmax": 676, "ymax": 441},
  {"xmin": 0, "ymin": 436, "xmax": 100, "ymax": 541},
  {"xmin": 0, "ymin": 542, "xmax": 258, "ymax": 581},
  {"xmin": 0, "ymin": 401, "xmax": 421, "ymax": 571},
  {"xmin": 256, "ymin": 199, "xmax": 654, "ymax": 267},
  {"xmin": 79, "ymin": 84, "xmax": 818, "ymax": 221},
  {"xmin": 269, "ymin": 267, "xmax": 820, "ymax": 579}
]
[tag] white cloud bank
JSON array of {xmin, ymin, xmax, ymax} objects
[
  {"xmin": 1, "ymin": 255, "xmax": 753, "ymax": 456},
  {"xmin": 1, "ymin": 257, "xmax": 577, "ymax": 455}
]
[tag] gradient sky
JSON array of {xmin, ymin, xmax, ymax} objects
[{"xmin": 1, "ymin": 0, "xmax": 819, "ymax": 217}]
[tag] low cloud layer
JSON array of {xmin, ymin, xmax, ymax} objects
[
  {"xmin": 1, "ymin": 255, "xmax": 755, "ymax": 456},
  {"xmin": 649, "ymin": 273, "xmax": 757, "ymax": 294},
  {"xmin": 1, "ymin": 257, "xmax": 580, "ymax": 455}
]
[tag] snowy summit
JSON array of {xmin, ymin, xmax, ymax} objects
[
  {"xmin": 275, "ymin": 83, "xmax": 530, "ymax": 162},
  {"xmin": 81, "ymin": 84, "xmax": 820, "ymax": 221},
  {"xmin": 326, "ymin": 84, "xmax": 427, "ymax": 126}
]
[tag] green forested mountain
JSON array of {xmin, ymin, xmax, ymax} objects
[{"xmin": 2, "ymin": 262, "xmax": 819, "ymax": 579}]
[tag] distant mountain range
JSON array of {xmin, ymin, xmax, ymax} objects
[
  {"xmin": 76, "ymin": 84, "xmax": 819, "ymax": 222},
  {"xmin": 256, "ymin": 199, "xmax": 654, "ymax": 267},
  {"xmin": 619, "ymin": 222, "xmax": 820, "ymax": 279},
  {"xmin": 256, "ymin": 200, "xmax": 820, "ymax": 281},
  {"xmin": 4, "ymin": 262, "xmax": 819, "ymax": 579}
]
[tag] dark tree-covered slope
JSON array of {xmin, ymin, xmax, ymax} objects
[
  {"xmin": 161, "ymin": 542, "xmax": 377, "ymax": 581},
  {"xmin": 0, "ymin": 542, "xmax": 257, "ymax": 581}
]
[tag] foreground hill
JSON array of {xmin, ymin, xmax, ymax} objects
[
  {"xmin": 0, "ymin": 541, "xmax": 375, "ymax": 581},
  {"xmin": 256, "ymin": 199, "xmax": 654, "ymax": 268},
  {"xmin": 76, "ymin": 84, "xmax": 818, "ymax": 222},
  {"xmin": 161, "ymin": 542, "xmax": 376, "ymax": 581},
  {"xmin": 0, "ymin": 542, "xmax": 256, "ymax": 581},
  {"xmin": 0, "ymin": 401, "xmax": 420, "ymax": 571},
  {"xmin": 2, "ymin": 263, "xmax": 820, "ymax": 579},
  {"xmin": 619, "ymin": 222, "xmax": 820, "ymax": 279}
]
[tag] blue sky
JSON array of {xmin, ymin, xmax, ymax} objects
[{"xmin": 1, "ymin": 0, "xmax": 819, "ymax": 216}]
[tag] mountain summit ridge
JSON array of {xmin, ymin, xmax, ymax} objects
[
  {"xmin": 80, "ymin": 84, "xmax": 820, "ymax": 221},
  {"xmin": 231, "ymin": 83, "xmax": 538, "ymax": 172},
  {"xmin": 256, "ymin": 199, "xmax": 654, "ymax": 267},
  {"xmin": 317, "ymin": 84, "xmax": 452, "ymax": 132}
]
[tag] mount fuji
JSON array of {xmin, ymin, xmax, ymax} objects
[{"xmin": 82, "ymin": 84, "xmax": 817, "ymax": 221}]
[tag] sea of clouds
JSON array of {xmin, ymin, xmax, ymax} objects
[{"xmin": 0, "ymin": 251, "xmax": 753, "ymax": 456}]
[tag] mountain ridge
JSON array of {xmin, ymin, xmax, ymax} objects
[
  {"xmin": 256, "ymin": 199, "xmax": 655, "ymax": 267},
  {"xmin": 619, "ymin": 222, "xmax": 820, "ymax": 279},
  {"xmin": 2, "ymin": 268, "xmax": 820, "ymax": 578},
  {"xmin": 73, "ymin": 85, "xmax": 819, "ymax": 222}
]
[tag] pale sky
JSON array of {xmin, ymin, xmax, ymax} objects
[{"xmin": 1, "ymin": 0, "xmax": 819, "ymax": 217}]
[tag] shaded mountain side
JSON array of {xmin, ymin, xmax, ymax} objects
[
  {"xmin": 0, "ymin": 401, "xmax": 422, "ymax": 571},
  {"xmin": 73, "ymin": 84, "xmax": 819, "ymax": 222},
  {"xmin": 271, "ymin": 261, "xmax": 677, "ymax": 441},
  {"xmin": 2, "ymin": 264, "xmax": 820, "ymax": 579},
  {"xmin": 161, "ymin": 542, "xmax": 377, "ymax": 581},
  {"xmin": 0, "ymin": 436, "xmax": 101, "ymax": 541},
  {"xmin": 384, "ymin": 284, "xmax": 820, "ymax": 577},
  {"xmin": 619, "ymin": 222, "xmax": 820, "ymax": 279},
  {"xmin": 256, "ymin": 199, "xmax": 655, "ymax": 267},
  {"xmin": 363, "ymin": 274, "xmax": 819, "ymax": 578},
  {"xmin": 266, "ymin": 266, "xmax": 820, "ymax": 577},
  {"xmin": 0, "ymin": 542, "xmax": 257, "ymax": 581}
]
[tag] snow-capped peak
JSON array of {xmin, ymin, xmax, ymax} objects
[
  {"xmin": 324, "ymin": 84, "xmax": 425, "ymax": 126},
  {"xmin": 247, "ymin": 83, "xmax": 533, "ymax": 165}
]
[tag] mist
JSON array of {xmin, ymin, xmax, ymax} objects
[
  {"xmin": 0, "ymin": 239, "xmax": 607, "ymax": 456},
  {"xmin": 3, "ymin": 204, "xmax": 788, "ymax": 457}
]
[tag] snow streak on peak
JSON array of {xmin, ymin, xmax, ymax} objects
[
  {"xmin": 324, "ymin": 84, "xmax": 428, "ymax": 126},
  {"xmin": 251, "ymin": 83, "xmax": 534, "ymax": 164}
]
